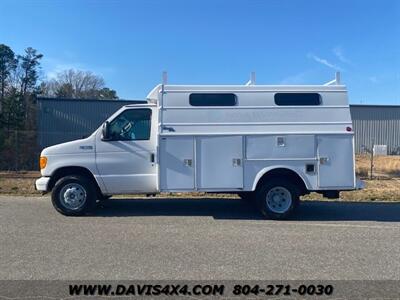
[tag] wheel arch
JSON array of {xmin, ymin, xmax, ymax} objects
[
  {"xmin": 48, "ymin": 166, "xmax": 103, "ymax": 197},
  {"xmin": 252, "ymin": 166, "xmax": 310, "ymax": 195}
]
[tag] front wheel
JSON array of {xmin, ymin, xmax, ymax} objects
[
  {"xmin": 237, "ymin": 192, "xmax": 255, "ymax": 202},
  {"xmin": 256, "ymin": 179, "xmax": 299, "ymax": 220},
  {"xmin": 51, "ymin": 175, "xmax": 96, "ymax": 216},
  {"xmin": 98, "ymin": 194, "xmax": 112, "ymax": 202}
]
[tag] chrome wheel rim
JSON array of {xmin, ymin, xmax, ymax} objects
[
  {"xmin": 266, "ymin": 186, "xmax": 292, "ymax": 214},
  {"xmin": 59, "ymin": 183, "xmax": 87, "ymax": 210}
]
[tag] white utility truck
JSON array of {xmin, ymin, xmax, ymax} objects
[{"xmin": 36, "ymin": 73, "xmax": 363, "ymax": 219}]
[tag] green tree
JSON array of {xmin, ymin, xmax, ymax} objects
[
  {"xmin": 40, "ymin": 69, "xmax": 118, "ymax": 100},
  {"xmin": 0, "ymin": 44, "xmax": 17, "ymax": 113},
  {"xmin": 54, "ymin": 83, "xmax": 74, "ymax": 98},
  {"xmin": 98, "ymin": 87, "xmax": 118, "ymax": 100},
  {"xmin": 0, "ymin": 46, "xmax": 43, "ymax": 132},
  {"xmin": 18, "ymin": 47, "xmax": 43, "ymax": 97},
  {"xmin": 0, "ymin": 45, "xmax": 43, "ymax": 170}
]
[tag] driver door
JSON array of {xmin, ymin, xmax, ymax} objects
[{"xmin": 95, "ymin": 107, "xmax": 157, "ymax": 194}]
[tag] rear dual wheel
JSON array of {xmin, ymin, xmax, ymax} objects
[{"xmin": 256, "ymin": 179, "xmax": 300, "ymax": 220}]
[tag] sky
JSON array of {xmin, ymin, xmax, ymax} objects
[{"xmin": 1, "ymin": 0, "xmax": 399, "ymax": 104}]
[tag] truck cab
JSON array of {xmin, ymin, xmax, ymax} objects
[{"xmin": 36, "ymin": 103, "xmax": 159, "ymax": 213}]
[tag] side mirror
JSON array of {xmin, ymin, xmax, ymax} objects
[{"xmin": 101, "ymin": 121, "xmax": 111, "ymax": 141}]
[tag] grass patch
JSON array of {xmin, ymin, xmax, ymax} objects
[
  {"xmin": 302, "ymin": 179, "xmax": 400, "ymax": 202},
  {"xmin": 0, "ymin": 177, "xmax": 41, "ymax": 195},
  {"xmin": 1, "ymin": 155, "xmax": 399, "ymax": 201},
  {"xmin": 0, "ymin": 175, "xmax": 399, "ymax": 202},
  {"xmin": 356, "ymin": 155, "xmax": 400, "ymax": 178}
]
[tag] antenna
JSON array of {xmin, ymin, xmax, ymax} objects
[{"xmin": 245, "ymin": 72, "xmax": 256, "ymax": 86}]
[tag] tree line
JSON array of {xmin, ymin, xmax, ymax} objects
[
  {"xmin": 0, "ymin": 43, "xmax": 119, "ymax": 170},
  {"xmin": 0, "ymin": 43, "xmax": 118, "ymax": 133}
]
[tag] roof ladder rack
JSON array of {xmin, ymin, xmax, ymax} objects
[
  {"xmin": 324, "ymin": 72, "xmax": 341, "ymax": 86},
  {"xmin": 245, "ymin": 72, "xmax": 256, "ymax": 86}
]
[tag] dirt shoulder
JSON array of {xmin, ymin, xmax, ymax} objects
[{"xmin": 1, "ymin": 172, "xmax": 399, "ymax": 202}]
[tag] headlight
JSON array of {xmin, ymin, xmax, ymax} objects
[{"xmin": 40, "ymin": 156, "xmax": 47, "ymax": 169}]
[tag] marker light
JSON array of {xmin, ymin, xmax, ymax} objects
[
  {"xmin": 40, "ymin": 156, "xmax": 47, "ymax": 169},
  {"xmin": 346, "ymin": 127, "xmax": 352, "ymax": 132}
]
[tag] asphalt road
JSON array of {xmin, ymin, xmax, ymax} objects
[{"xmin": 1, "ymin": 195, "xmax": 400, "ymax": 280}]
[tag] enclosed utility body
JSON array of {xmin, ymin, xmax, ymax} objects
[{"xmin": 36, "ymin": 76, "xmax": 362, "ymax": 219}]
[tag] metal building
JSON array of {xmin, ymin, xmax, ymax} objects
[
  {"xmin": 37, "ymin": 97, "xmax": 145, "ymax": 148},
  {"xmin": 350, "ymin": 105, "xmax": 400, "ymax": 155},
  {"xmin": 36, "ymin": 98, "xmax": 400, "ymax": 155}
]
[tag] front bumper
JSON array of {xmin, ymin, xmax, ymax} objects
[{"xmin": 35, "ymin": 177, "xmax": 50, "ymax": 192}]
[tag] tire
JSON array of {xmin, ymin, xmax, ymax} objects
[
  {"xmin": 256, "ymin": 178, "xmax": 300, "ymax": 220},
  {"xmin": 98, "ymin": 194, "xmax": 112, "ymax": 201},
  {"xmin": 237, "ymin": 192, "xmax": 255, "ymax": 202},
  {"xmin": 51, "ymin": 175, "xmax": 96, "ymax": 216}
]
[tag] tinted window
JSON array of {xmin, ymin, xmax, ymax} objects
[
  {"xmin": 109, "ymin": 109, "xmax": 151, "ymax": 141},
  {"xmin": 189, "ymin": 93, "xmax": 237, "ymax": 106},
  {"xmin": 274, "ymin": 93, "xmax": 321, "ymax": 106}
]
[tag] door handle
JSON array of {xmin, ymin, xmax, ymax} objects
[
  {"xmin": 319, "ymin": 157, "xmax": 329, "ymax": 164},
  {"xmin": 162, "ymin": 126, "xmax": 175, "ymax": 132},
  {"xmin": 183, "ymin": 159, "xmax": 192, "ymax": 167},
  {"xmin": 150, "ymin": 153, "xmax": 155, "ymax": 163}
]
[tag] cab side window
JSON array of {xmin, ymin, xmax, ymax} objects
[{"xmin": 109, "ymin": 109, "xmax": 151, "ymax": 141}]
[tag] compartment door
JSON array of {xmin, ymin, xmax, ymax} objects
[
  {"xmin": 197, "ymin": 136, "xmax": 243, "ymax": 189},
  {"xmin": 318, "ymin": 135, "xmax": 355, "ymax": 188},
  {"xmin": 160, "ymin": 136, "xmax": 195, "ymax": 190}
]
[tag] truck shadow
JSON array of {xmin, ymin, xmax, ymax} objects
[{"xmin": 92, "ymin": 198, "xmax": 400, "ymax": 222}]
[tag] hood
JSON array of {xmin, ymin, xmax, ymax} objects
[{"xmin": 42, "ymin": 134, "xmax": 96, "ymax": 156}]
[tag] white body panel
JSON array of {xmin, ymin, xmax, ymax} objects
[
  {"xmin": 36, "ymin": 83, "xmax": 358, "ymax": 195},
  {"xmin": 159, "ymin": 86, "xmax": 351, "ymax": 135},
  {"xmin": 94, "ymin": 134, "xmax": 157, "ymax": 194},
  {"xmin": 317, "ymin": 135, "xmax": 355, "ymax": 188},
  {"xmin": 94, "ymin": 106, "xmax": 158, "ymax": 194},
  {"xmin": 37, "ymin": 135, "xmax": 107, "ymax": 192},
  {"xmin": 196, "ymin": 136, "xmax": 243, "ymax": 189},
  {"xmin": 159, "ymin": 136, "xmax": 194, "ymax": 190},
  {"xmin": 246, "ymin": 135, "xmax": 315, "ymax": 160}
]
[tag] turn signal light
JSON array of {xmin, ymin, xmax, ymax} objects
[{"xmin": 40, "ymin": 156, "xmax": 47, "ymax": 169}]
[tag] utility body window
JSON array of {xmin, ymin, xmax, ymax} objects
[
  {"xmin": 274, "ymin": 93, "xmax": 321, "ymax": 106},
  {"xmin": 189, "ymin": 93, "xmax": 237, "ymax": 106}
]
